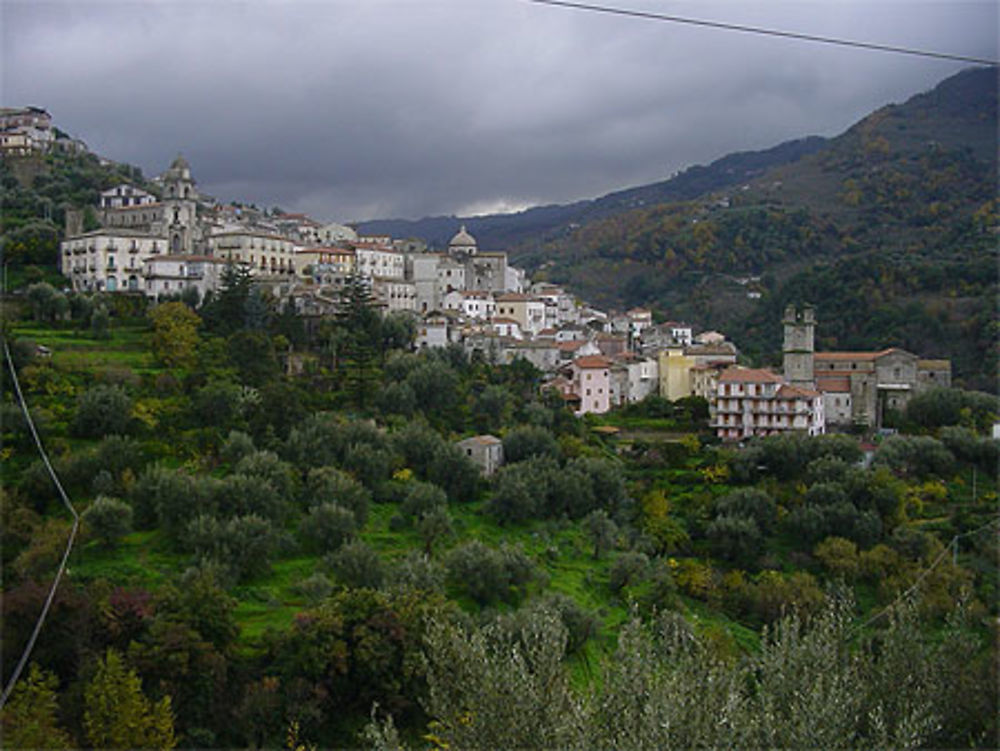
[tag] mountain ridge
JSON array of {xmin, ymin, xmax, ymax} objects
[{"xmin": 356, "ymin": 136, "xmax": 828, "ymax": 249}]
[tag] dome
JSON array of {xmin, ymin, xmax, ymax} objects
[
  {"xmin": 448, "ymin": 225, "xmax": 477, "ymax": 248},
  {"xmin": 170, "ymin": 154, "xmax": 190, "ymax": 171}
]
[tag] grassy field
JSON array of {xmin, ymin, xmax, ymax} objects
[{"xmin": 13, "ymin": 322, "xmax": 159, "ymax": 375}]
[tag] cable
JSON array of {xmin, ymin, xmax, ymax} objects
[
  {"xmin": 848, "ymin": 514, "xmax": 1000, "ymax": 636},
  {"xmin": 530, "ymin": 0, "xmax": 1000, "ymax": 66},
  {"xmin": 0, "ymin": 337, "xmax": 81, "ymax": 710}
]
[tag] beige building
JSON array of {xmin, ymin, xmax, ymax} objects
[
  {"xmin": 296, "ymin": 246, "xmax": 355, "ymax": 281},
  {"xmin": 495, "ymin": 293, "xmax": 545, "ymax": 335},
  {"xmin": 207, "ymin": 230, "xmax": 297, "ymax": 278}
]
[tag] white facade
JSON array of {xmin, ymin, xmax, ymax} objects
[
  {"xmin": 61, "ymin": 230, "xmax": 165, "ymax": 293},
  {"xmin": 491, "ymin": 318, "xmax": 523, "ymax": 340},
  {"xmin": 355, "ymin": 244, "xmax": 405, "ymax": 280},
  {"xmin": 143, "ymin": 255, "xmax": 226, "ymax": 300},
  {"xmin": 101, "ymin": 184, "xmax": 156, "ymax": 209}
]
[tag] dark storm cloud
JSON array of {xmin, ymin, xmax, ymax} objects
[{"xmin": 2, "ymin": 0, "xmax": 996, "ymax": 222}]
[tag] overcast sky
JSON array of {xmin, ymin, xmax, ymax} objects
[{"xmin": 2, "ymin": 0, "xmax": 996, "ymax": 222}]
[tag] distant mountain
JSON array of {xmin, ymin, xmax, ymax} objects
[
  {"xmin": 355, "ymin": 136, "xmax": 828, "ymax": 250},
  {"xmin": 511, "ymin": 67, "xmax": 997, "ymax": 391}
]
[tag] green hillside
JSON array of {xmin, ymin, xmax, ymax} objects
[
  {"xmin": 511, "ymin": 67, "xmax": 998, "ymax": 390},
  {"xmin": 2, "ymin": 294, "xmax": 998, "ymax": 748}
]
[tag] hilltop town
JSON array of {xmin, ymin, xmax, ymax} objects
[
  {"xmin": 54, "ymin": 151, "xmax": 952, "ymax": 439},
  {"xmin": 3, "ymin": 99, "xmax": 996, "ymax": 751}
]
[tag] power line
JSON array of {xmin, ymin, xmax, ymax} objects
[
  {"xmin": 849, "ymin": 514, "xmax": 1000, "ymax": 636},
  {"xmin": 0, "ymin": 337, "xmax": 81, "ymax": 710},
  {"xmin": 530, "ymin": 0, "xmax": 999, "ymax": 66}
]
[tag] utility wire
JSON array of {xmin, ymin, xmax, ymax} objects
[
  {"xmin": 0, "ymin": 337, "xmax": 81, "ymax": 710},
  {"xmin": 848, "ymin": 514, "xmax": 1000, "ymax": 636},
  {"xmin": 530, "ymin": 0, "xmax": 999, "ymax": 66}
]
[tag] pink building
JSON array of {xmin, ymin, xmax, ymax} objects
[{"xmin": 569, "ymin": 355, "xmax": 612, "ymax": 415}]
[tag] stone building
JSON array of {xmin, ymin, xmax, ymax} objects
[{"xmin": 782, "ymin": 304, "xmax": 952, "ymax": 429}]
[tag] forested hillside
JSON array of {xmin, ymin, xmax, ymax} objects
[
  {"xmin": 510, "ymin": 67, "xmax": 998, "ymax": 390},
  {"xmin": 2, "ymin": 278, "xmax": 997, "ymax": 748}
]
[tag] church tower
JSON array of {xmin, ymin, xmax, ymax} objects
[
  {"xmin": 162, "ymin": 155, "xmax": 198, "ymax": 254},
  {"xmin": 783, "ymin": 304, "xmax": 815, "ymax": 388}
]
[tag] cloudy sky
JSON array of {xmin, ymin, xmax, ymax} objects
[{"xmin": 2, "ymin": 0, "xmax": 996, "ymax": 222}]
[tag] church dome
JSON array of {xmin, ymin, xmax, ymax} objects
[{"xmin": 449, "ymin": 225, "xmax": 477, "ymax": 248}]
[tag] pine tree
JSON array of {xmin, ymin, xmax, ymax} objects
[
  {"xmin": 334, "ymin": 273, "xmax": 381, "ymax": 409},
  {"xmin": 205, "ymin": 261, "xmax": 252, "ymax": 335},
  {"xmin": 83, "ymin": 648, "xmax": 176, "ymax": 750}
]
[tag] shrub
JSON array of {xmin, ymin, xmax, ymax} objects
[
  {"xmin": 301, "ymin": 466, "xmax": 370, "ymax": 525},
  {"xmin": 325, "ymin": 540, "xmax": 385, "ymax": 589},
  {"xmin": 445, "ymin": 541, "xmax": 536, "ymax": 605},
  {"xmin": 707, "ymin": 515, "xmax": 763, "ymax": 567},
  {"xmin": 71, "ymin": 385, "xmax": 133, "ymax": 438},
  {"xmin": 609, "ymin": 551, "xmax": 649, "ymax": 594},
  {"xmin": 300, "ymin": 503, "xmax": 357, "ymax": 553},
  {"xmin": 400, "ymin": 481, "xmax": 447, "ymax": 520},
  {"xmin": 502, "ymin": 425, "xmax": 559, "ymax": 463},
  {"xmin": 83, "ymin": 495, "xmax": 133, "ymax": 548}
]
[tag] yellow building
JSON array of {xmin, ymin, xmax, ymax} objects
[{"xmin": 658, "ymin": 347, "xmax": 696, "ymax": 401}]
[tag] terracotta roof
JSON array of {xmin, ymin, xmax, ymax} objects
[
  {"xmin": 574, "ymin": 355, "xmax": 612, "ymax": 369},
  {"xmin": 491, "ymin": 317, "xmax": 519, "ymax": 325},
  {"xmin": 718, "ymin": 367, "xmax": 783, "ymax": 384},
  {"xmin": 814, "ymin": 349, "xmax": 897, "ymax": 361},
  {"xmin": 458, "ymin": 434, "xmax": 501, "ymax": 446},
  {"xmin": 918, "ymin": 359, "xmax": 950, "ymax": 369},
  {"xmin": 778, "ymin": 384, "xmax": 820, "ymax": 398},
  {"xmin": 495, "ymin": 292, "xmax": 536, "ymax": 302},
  {"xmin": 558, "ymin": 340, "xmax": 588, "ymax": 352},
  {"xmin": 816, "ymin": 376, "xmax": 851, "ymax": 393}
]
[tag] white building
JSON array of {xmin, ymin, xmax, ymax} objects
[
  {"xmin": 355, "ymin": 243, "xmax": 404, "ymax": 280},
  {"xmin": 713, "ymin": 367, "xmax": 825, "ymax": 441},
  {"xmin": 100, "ymin": 184, "xmax": 156, "ymax": 209},
  {"xmin": 60, "ymin": 230, "xmax": 165, "ymax": 293},
  {"xmin": 143, "ymin": 254, "xmax": 227, "ymax": 300}
]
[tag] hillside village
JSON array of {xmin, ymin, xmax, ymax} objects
[
  {"xmin": 55, "ymin": 152, "xmax": 952, "ymax": 440},
  {"xmin": 3, "ymin": 95, "xmax": 996, "ymax": 751}
]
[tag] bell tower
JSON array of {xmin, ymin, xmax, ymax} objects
[
  {"xmin": 782, "ymin": 304, "xmax": 815, "ymax": 388},
  {"xmin": 162, "ymin": 154, "xmax": 198, "ymax": 254}
]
